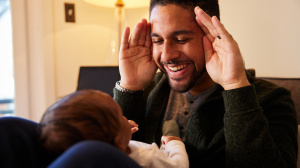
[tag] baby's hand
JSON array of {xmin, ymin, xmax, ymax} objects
[
  {"xmin": 161, "ymin": 136, "xmax": 182, "ymax": 150},
  {"xmin": 128, "ymin": 120, "xmax": 139, "ymax": 133}
]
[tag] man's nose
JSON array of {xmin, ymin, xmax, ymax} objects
[{"xmin": 161, "ymin": 41, "xmax": 179, "ymax": 62}]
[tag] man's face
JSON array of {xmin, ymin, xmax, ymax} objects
[{"xmin": 150, "ymin": 4, "xmax": 206, "ymax": 93}]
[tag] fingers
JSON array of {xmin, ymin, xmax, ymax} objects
[
  {"xmin": 195, "ymin": 7, "xmax": 216, "ymax": 42},
  {"xmin": 203, "ymin": 35, "xmax": 213, "ymax": 62},
  {"xmin": 128, "ymin": 120, "xmax": 138, "ymax": 127},
  {"xmin": 131, "ymin": 127, "xmax": 139, "ymax": 133},
  {"xmin": 130, "ymin": 19, "xmax": 150, "ymax": 47},
  {"xmin": 194, "ymin": 7, "xmax": 230, "ymax": 42},
  {"xmin": 137, "ymin": 19, "xmax": 147, "ymax": 46},
  {"xmin": 129, "ymin": 22, "xmax": 142, "ymax": 47},
  {"xmin": 144, "ymin": 22, "xmax": 152, "ymax": 48},
  {"xmin": 211, "ymin": 16, "xmax": 231, "ymax": 41},
  {"xmin": 120, "ymin": 26, "xmax": 130, "ymax": 51},
  {"xmin": 128, "ymin": 120, "xmax": 139, "ymax": 133}
]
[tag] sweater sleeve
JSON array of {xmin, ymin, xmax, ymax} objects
[
  {"xmin": 223, "ymin": 85, "xmax": 298, "ymax": 168},
  {"xmin": 113, "ymin": 87, "xmax": 145, "ymax": 121},
  {"xmin": 113, "ymin": 87, "xmax": 147, "ymax": 141}
]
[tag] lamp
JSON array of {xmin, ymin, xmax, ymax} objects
[
  {"xmin": 84, "ymin": 0, "xmax": 150, "ymax": 65},
  {"xmin": 84, "ymin": 0, "xmax": 149, "ymax": 8}
]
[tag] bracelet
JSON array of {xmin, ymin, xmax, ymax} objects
[{"xmin": 115, "ymin": 81, "xmax": 144, "ymax": 96}]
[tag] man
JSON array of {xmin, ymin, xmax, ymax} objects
[{"xmin": 114, "ymin": 0, "xmax": 298, "ymax": 167}]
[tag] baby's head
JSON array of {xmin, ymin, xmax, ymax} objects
[{"xmin": 39, "ymin": 90, "xmax": 132, "ymax": 154}]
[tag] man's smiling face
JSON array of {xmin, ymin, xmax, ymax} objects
[{"xmin": 150, "ymin": 4, "xmax": 207, "ymax": 93}]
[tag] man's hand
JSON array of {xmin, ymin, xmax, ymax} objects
[
  {"xmin": 194, "ymin": 7, "xmax": 250, "ymax": 90},
  {"xmin": 119, "ymin": 19, "xmax": 158, "ymax": 91}
]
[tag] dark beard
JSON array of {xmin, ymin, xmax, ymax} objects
[{"xmin": 166, "ymin": 67, "xmax": 207, "ymax": 93}]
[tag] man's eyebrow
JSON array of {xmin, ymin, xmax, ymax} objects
[
  {"xmin": 172, "ymin": 30, "xmax": 195, "ymax": 36},
  {"xmin": 151, "ymin": 33, "xmax": 160, "ymax": 37},
  {"xmin": 151, "ymin": 30, "xmax": 195, "ymax": 37}
]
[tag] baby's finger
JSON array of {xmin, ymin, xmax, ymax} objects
[
  {"xmin": 128, "ymin": 120, "xmax": 139, "ymax": 127},
  {"xmin": 131, "ymin": 127, "xmax": 139, "ymax": 133}
]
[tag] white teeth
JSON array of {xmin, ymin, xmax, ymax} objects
[{"xmin": 168, "ymin": 64, "xmax": 187, "ymax": 72}]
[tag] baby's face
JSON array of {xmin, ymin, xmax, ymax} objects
[
  {"xmin": 94, "ymin": 90, "xmax": 132, "ymax": 151},
  {"xmin": 116, "ymin": 109, "xmax": 132, "ymax": 149}
]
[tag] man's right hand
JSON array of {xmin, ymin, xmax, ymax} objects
[{"xmin": 119, "ymin": 19, "xmax": 158, "ymax": 91}]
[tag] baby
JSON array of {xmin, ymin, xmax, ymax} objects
[{"xmin": 39, "ymin": 89, "xmax": 188, "ymax": 168}]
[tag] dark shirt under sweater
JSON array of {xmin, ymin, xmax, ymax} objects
[{"xmin": 164, "ymin": 84, "xmax": 218, "ymax": 140}]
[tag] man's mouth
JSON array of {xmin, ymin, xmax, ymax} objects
[{"xmin": 166, "ymin": 64, "xmax": 188, "ymax": 72}]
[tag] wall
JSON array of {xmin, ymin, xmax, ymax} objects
[
  {"xmin": 219, "ymin": 0, "xmax": 300, "ymax": 78},
  {"xmin": 53, "ymin": 0, "xmax": 149, "ymax": 98}
]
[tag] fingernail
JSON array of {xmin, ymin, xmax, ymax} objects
[
  {"xmin": 197, "ymin": 7, "xmax": 202, "ymax": 12},
  {"xmin": 195, "ymin": 6, "xmax": 199, "ymax": 13}
]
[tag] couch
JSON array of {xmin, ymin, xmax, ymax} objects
[{"xmin": 249, "ymin": 69, "xmax": 300, "ymax": 167}]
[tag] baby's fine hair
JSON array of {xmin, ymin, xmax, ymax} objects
[{"xmin": 39, "ymin": 90, "xmax": 120, "ymax": 154}]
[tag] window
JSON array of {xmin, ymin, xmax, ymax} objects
[{"xmin": 0, "ymin": 0, "xmax": 15, "ymax": 117}]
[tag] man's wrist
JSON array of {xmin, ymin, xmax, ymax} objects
[
  {"xmin": 115, "ymin": 81, "xmax": 144, "ymax": 96},
  {"xmin": 222, "ymin": 80, "xmax": 251, "ymax": 90}
]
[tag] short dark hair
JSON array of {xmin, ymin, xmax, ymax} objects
[
  {"xmin": 39, "ymin": 90, "xmax": 121, "ymax": 154},
  {"xmin": 150, "ymin": 0, "xmax": 220, "ymax": 20}
]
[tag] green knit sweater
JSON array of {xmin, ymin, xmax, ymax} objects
[{"xmin": 114, "ymin": 72, "xmax": 298, "ymax": 168}]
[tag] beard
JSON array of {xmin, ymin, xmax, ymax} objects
[{"xmin": 166, "ymin": 67, "xmax": 207, "ymax": 93}]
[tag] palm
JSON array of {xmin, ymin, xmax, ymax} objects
[
  {"xmin": 119, "ymin": 19, "xmax": 157, "ymax": 90},
  {"xmin": 195, "ymin": 7, "xmax": 250, "ymax": 90},
  {"xmin": 205, "ymin": 37, "xmax": 245, "ymax": 87},
  {"xmin": 120, "ymin": 45, "xmax": 156, "ymax": 88}
]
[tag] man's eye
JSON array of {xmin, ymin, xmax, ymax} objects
[
  {"xmin": 177, "ymin": 39, "xmax": 189, "ymax": 43},
  {"xmin": 152, "ymin": 40, "xmax": 163, "ymax": 44}
]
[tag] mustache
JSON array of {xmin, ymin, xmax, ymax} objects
[
  {"xmin": 161, "ymin": 61, "xmax": 178, "ymax": 65},
  {"xmin": 160, "ymin": 60, "xmax": 191, "ymax": 65}
]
